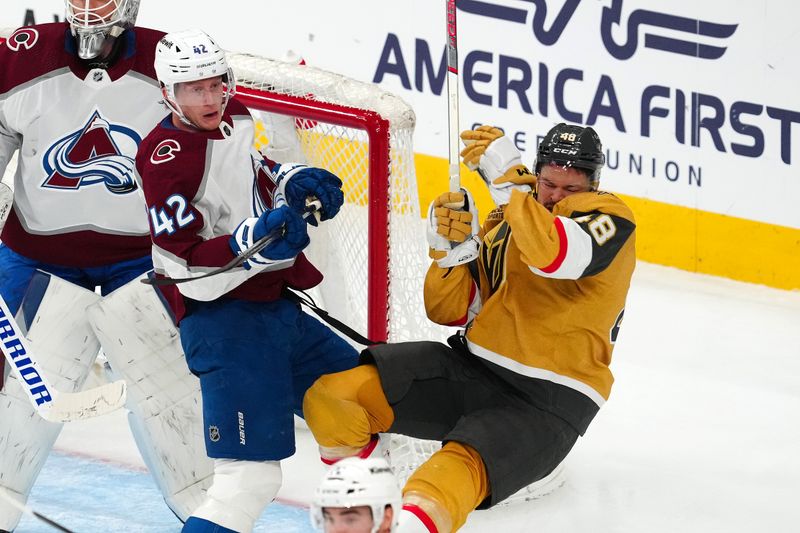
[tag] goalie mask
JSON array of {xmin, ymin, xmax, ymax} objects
[
  {"xmin": 310, "ymin": 457, "xmax": 402, "ymax": 533},
  {"xmin": 65, "ymin": 0, "xmax": 140, "ymax": 61},
  {"xmin": 534, "ymin": 123, "xmax": 606, "ymax": 191},
  {"xmin": 154, "ymin": 29, "xmax": 236, "ymax": 130}
]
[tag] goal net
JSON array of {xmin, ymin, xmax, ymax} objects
[{"xmin": 230, "ymin": 52, "xmax": 450, "ymax": 346}]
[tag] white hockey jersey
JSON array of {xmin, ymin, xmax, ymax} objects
[
  {"xmin": 0, "ymin": 23, "xmax": 165, "ymax": 266},
  {"xmin": 135, "ymin": 99, "xmax": 322, "ymax": 323}
]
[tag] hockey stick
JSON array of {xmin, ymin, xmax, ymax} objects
[
  {"xmin": 0, "ymin": 295, "xmax": 127, "ymax": 423},
  {"xmin": 143, "ymin": 199, "xmax": 321, "ymax": 287},
  {"xmin": 446, "ymin": 0, "xmax": 461, "ymax": 193},
  {"xmin": 0, "ymin": 488, "xmax": 75, "ymax": 533}
]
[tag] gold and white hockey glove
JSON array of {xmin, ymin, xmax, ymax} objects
[
  {"xmin": 426, "ymin": 189, "xmax": 481, "ymax": 268},
  {"xmin": 460, "ymin": 125, "xmax": 536, "ymax": 206}
]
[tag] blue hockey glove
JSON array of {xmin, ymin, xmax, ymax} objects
[
  {"xmin": 230, "ymin": 205, "xmax": 310, "ymax": 269},
  {"xmin": 273, "ymin": 163, "xmax": 344, "ymax": 224}
]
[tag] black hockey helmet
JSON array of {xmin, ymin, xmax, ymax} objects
[{"xmin": 534, "ymin": 123, "xmax": 605, "ymax": 190}]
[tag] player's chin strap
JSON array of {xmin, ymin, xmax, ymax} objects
[{"xmin": 281, "ymin": 288, "xmax": 385, "ymax": 347}]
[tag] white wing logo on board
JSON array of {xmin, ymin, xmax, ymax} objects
[{"xmin": 457, "ymin": 0, "xmax": 738, "ymax": 60}]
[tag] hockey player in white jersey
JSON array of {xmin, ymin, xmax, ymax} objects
[
  {"xmin": 311, "ymin": 457, "xmax": 402, "ymax": 533},
  {"xmin": 136, "ymin": 29, "xmax": 359, "ymax": 533},
  {"xmin": 0, "ymin": 1, "xmax": 213, "ymax": 530}
]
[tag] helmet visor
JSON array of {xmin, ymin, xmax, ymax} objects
[
  {"xmin": 170, "ymin": 73, "xmax": 235, "ymax": 130},
  {"xmin": 174, "ymin": 76, "xmax": 228, "ymax": 108}
]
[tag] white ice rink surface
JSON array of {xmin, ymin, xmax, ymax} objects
[{"xmin": 30, "ymin": 262, "xmax": 800, "ymax": 532}]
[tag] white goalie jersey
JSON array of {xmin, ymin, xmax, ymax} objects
[{"xmin": 0, "ymin": 23, "xmax": 166, "ymax": 266}]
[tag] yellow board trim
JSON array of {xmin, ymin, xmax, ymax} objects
[{"xmin": 414, "ymin": 152, "xmax": 800, "ymax": 291}]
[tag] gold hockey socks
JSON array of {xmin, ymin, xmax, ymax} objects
[{"xmin": 403, "ymin": 441, "xmax": 490, "ymax": 531}]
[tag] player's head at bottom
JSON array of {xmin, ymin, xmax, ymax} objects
[
  {"xmin": 154, "ymin": 28, "xmax": 236, "ymax": 132},
  {"xmin": 311, "ymin": 457, "xmax": 402, "ymax": 533}
]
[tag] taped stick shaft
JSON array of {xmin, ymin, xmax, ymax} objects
[{"xmin": 446, "ymin": 0, "xmax": 460, "ymax": 193}]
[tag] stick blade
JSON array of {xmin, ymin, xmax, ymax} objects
[{"xmin": 42, "ymin": 380, "xmax": 127, "ymax": 422}]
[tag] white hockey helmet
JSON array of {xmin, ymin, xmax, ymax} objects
[
  {"xmin": 65, "ymin": 0, "xmax": 140, "ymax": 60},
  {"xmin": 154, "ymin": 29, "xmax": 236, "ymax": 127},
  {"xmin": 311, "ymin": 457, "xmax": 402, "ymax": 533}
]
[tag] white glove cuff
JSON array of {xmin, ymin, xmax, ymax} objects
[
  {"xmin": 489, "ymin": 184, "xmax": 531, "ymax": 206},
  {"xmin": 231, "ymin": 217, "xmax": 293, "ymax": 270},
  {"xmin": 436, "ymin": 235, "xmax": 481, "ymax": 268},
  {"xmin": 273, "ymin": 163, "xmax": 308, "ymax": 208},
  {"xmin": 481, "ymin": 135, "xmax": 523, "ymax": 181}
]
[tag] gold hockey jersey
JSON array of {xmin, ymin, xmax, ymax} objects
[{"xmin": 424, "ymin": 188, "xmax": 636, "ymax": 410}]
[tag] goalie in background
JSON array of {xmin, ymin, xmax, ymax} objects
[
  {"xmin": 137, "ymin": 29, "xmax": 359, "ymax": 533},
  {"xmin": 0, "ymin": 1, "xmax": 214, "ymax": 530},
  {"xmin": 311, "ymin": 457, "xmax": 402, "ymax": 533},
  {"xmin": 303, "ymin": 124, "xmax": 637, "ymax": 532}
]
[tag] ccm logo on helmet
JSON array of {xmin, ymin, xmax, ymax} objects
[
  {"xmin": 6, "ymin": 28, "xmax": 39, "ymax": 51},
  {"xmin": 553, "ymin": 147, "xmax": 579, "ymax": 155},
  {"xmin": 151, "ymin": 139, "xmax": 181, "ymax": 164}
]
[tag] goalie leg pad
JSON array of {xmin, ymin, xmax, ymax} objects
[
  {"xmin": 87, "ymin": 274, "xmax": 214, "ymax": 522},
  {"xmin": 188, "ymin": 459, "xmax": 281, "ymax": 533},
  {"xmin": 0, "ymin": 272, "xmax": 101, "ymax": 531}
]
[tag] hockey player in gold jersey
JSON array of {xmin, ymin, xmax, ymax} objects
[{"xmin": 303, "ymin": 123, "xmax": 636, "ymax": 532}]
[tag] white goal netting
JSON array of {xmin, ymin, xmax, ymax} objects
[{"xmin": 230, "ymin": 52, "xmax": 450, "ymax": 346}]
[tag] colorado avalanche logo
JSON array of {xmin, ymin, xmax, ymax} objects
[{"xmin": 42, "ymin": 111, "xmax": 141, "ymax": 194}]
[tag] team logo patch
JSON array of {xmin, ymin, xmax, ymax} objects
[
  {"xmin": 42, "ymin": 110, "xmax": 141, "ymax": 194},
  {"xmin": 209, "ymin": 425, "xmax": 221, "ymax": 442},
  {"xmin": 6, "ymin": 28, "xmax": 39, "ymax": 51},
  {"xmin": 481, "ymin": 221, "xmax": 511, "ymax": 294},
  {"xmin": 151, "ymin": 139, "xmax": 181, "ymax": 165}
]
